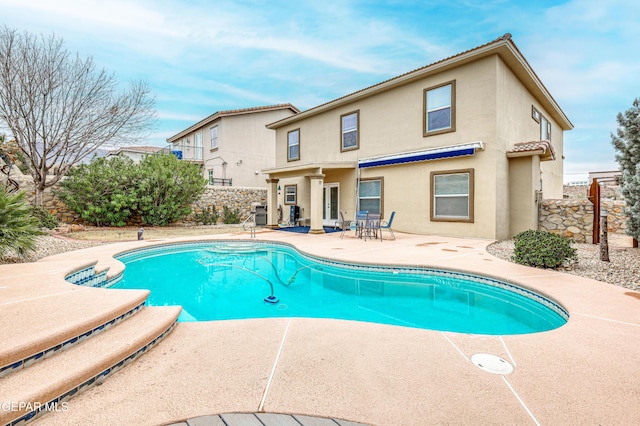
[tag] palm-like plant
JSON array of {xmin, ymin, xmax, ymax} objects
[{"xmin": 0, "ymin": 185, "xmax": 44, "ymax": 258}]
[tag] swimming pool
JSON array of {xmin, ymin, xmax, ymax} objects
[{"xmin": 112, "ymin": 241, "xmax": 568, "ymax": 335}]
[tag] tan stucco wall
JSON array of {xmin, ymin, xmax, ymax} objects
[
  {"xmin": 509, "ymin": 156, "xmax": 541, "ymax": 236},
  {"xmin": 271, "ymin": 54, "xmax": 567, "ymax": 239},
  {"xmin": 495, "ymin": 57, "xmax": 564, "ymax": 199},
  {"xmin": 175, "ymin": 108, "xmax": 295, "ymax": 187}
]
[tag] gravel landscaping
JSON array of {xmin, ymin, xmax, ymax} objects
[
  {"xmin": 487, "ymin": 238, "xmax": 640, "ymax": 292},
  {"xmin": 2, "ymin": 231, "xmax": 638, "ymax": 292}
]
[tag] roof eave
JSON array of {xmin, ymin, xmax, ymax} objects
[
  {"xmin": 168, "ymin": 104, "xmax": 300, "ymax": 142},
  {"xmin": 268, "ymin": 37, "xmax": 572, "ymax": 131}
]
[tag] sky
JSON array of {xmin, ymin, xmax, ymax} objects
[{"xmin": 1, "ymin": 0, "xmax": 639, "ymax": 183}]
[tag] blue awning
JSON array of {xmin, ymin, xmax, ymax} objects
[{"xmin": 358, "ymin": 141, "xmax": 483, "ymax": 169}]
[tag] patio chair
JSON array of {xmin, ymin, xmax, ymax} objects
[
  {"xmin": 351, "ymin": 211, "xmax": 368, "ymax": 238},
  {"xmin": 337, "ymin": 211, "xmax": 352, "ymax": 239},
  {"xmin": 363, "ymin": 212, "xmax": 381, "ymax": 241},
  {"xmin": 380, "ymin": 211, "xmax": 396, "ymax": 240}
]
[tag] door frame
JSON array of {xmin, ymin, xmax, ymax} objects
[{"xmin": 322, "ymin": 183, "xmax": 340, "ymax": 227}]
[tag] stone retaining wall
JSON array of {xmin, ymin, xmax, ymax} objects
[
  {"xmin": 183, "ymin": 186, "xmax": 267, "ymax": 225},
  {"xmin": 539, "ymin": 198, "xmax": 627, "ymax": 243},
  {"xmin": 2, "ymin": 163, "xmax": 267, "ymax": 226}
]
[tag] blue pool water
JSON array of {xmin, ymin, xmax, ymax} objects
[{"xmin": 112, "ymin": 241, "xmax": 568, "ymax": 335}]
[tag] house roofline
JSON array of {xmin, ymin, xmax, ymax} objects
[
  {"xmin": 267, "ymin": 34, "xmax": 573, "ymax": 131},
  {"xmin": 167, "ymin": 104, "xmax": 300, "ymax": 143}
]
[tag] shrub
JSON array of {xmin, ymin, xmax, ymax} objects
[
  {"xmin": 221, "ymin": 205, "xmax": 241, "ymax": 224},
  {"xmin": 136, "ymin": 153, "xmax": 207, "ymax": 226},
  {"xmin": 31, "ymin": 205, "xmax": 59, "ymax": 229},
  {"xmin": 0, "ymin": 187, "xmax": 44, "ymax": 258},
  {"xmin": 57, "ymin": 156, "xmax": 137, "ymax": 227},
  {"xmin": 193, "ymin": 205, "xmax": 219, "ymax": 225},
  {"xmin": 513, "ymin": 229, "xmax": 577, "ymax": 269}
]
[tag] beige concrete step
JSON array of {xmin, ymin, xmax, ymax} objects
[
  {"xmin": 0, "ymin": 305, "xmax": 181, "ymax": 425},
  {"xmin": 0, "ymin": 287, "xmax": 150, "ymax": 375}
]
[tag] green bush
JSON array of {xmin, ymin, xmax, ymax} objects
[
  {"xmin": 57, "ymin": 153, "xmax": 207, "ymax": 227},
  {"xmin": 221, "ymin": 205, "xmax": 241, "ymax": 224},
  {"xmin": 135, "ymin": 153, "xmax": 207, "ymax": 226},
  {"xmin": 31, "ymin": 206, "xmax": 59, "ymax": 229},
  {"xmin": 0, "ymin": 187, "xmax": 44, "ymax": 258},
  {"xmin": 513, "ymin": 229, "xmax": 577, "ymax": 269},
  {"xmin": 57, "ymin": 156, "xmax": 137, "ymax": 227},
  {"xmin": 193, "ymin": 205, "xmax": 219, "ymax": 225}
]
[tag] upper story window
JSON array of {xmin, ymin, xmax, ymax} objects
[
  {"xmin": 532, "ymin": 106, "xmax": 551, "ymax": 142},
  {"xmin": 194, "ymin": 131, "xmax": 203, "ymax": 160},
  {"xmin": 430, "ymin": 169, "xmax": 474, "ymax": 223},
  {"xmin": 210, "ymin": 126, "xmax": 219, "ymax": 149},
  {"xmin": 424, "ymin": 80, "xmax": 456, "ymax": 136},
  {"xmin": 341, "ymin": 111, "xmax": 359, "ymax": 151},
  {"xmin": 540, "ymin": 115, "xmax": 551, "ymax": 142},
  {"xmin": 287, "ymin": 128, "xmax": 300, "ymax": 161}
]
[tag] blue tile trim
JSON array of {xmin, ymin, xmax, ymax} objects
[
  {"xmin": 7, "ymin": 319, "xmax": 178, "ymax": 426},
  {"xmin": 65, "ymin": 266, "xmax": 111, "ymax": 288},
  {"xmin": 0, "ymin": 302, "xmax": 145, "ymax": 378},
  {"xmin": 114, "ymin": 240, "xmax": 569, "ymax": 321}
]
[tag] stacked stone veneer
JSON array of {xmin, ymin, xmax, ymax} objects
[
  {"xmin": 539, "ymin": 198, "xmax": 627, "ymax": 243},
  {"xmin": 183, "ymin": 186, "xmax": 267, "ymax": 225}
]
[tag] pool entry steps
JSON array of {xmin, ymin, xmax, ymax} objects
[{"xmin": 0, "ymin": 263, "xmax": 181, "ymax": 425}]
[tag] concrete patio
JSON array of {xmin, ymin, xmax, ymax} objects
[{"xmin": 1, "ymin": 229, "xmax": 639, "ymax": 425}]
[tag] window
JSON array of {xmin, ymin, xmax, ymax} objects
[
  {"xmin": 424, "ymin": 80, "xmax": 456, "ymax": 135},
  {"xmin": 359, "ymin": 178, "xmax": 383, "ymax": 216},
  {"xmin": 531, "ymin": 105, "xmax": 541, "ymax": 123},
  {"xmin": 210, "ymin": 126, "xmax": 218, "ymax": 149},
  {"xmin": 194, "ymin": 131, "xmax": 203, "ymax": 160},
  {"xmin": 540, "ymin": 115, "xmax": 551, "ymax": 142},
  {"xmin": 341, "ymin": 111, "xmax": 359, "ymax": 151},
  {"xmin": 431, "ymin": 169, "xmax": 474, "ymax": 222},
  {"xmin": 284, "ymin": 185, "xmax": 297, "ymax": 205},
  {"xmin": 208, "ymin": 169, "xmax": 214, "ymax": 185},
  {"xmin": 287, "ymin": 129, "xmax": 300, "ymax": 161}
]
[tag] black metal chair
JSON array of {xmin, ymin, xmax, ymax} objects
[{"xmin": 363, "ymin": 212, "xmax": 381, "ymax": 241}]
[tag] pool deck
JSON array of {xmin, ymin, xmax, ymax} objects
[{"xmin": 2, "ymin": 229, "xmax": 639, "ymax": 425}]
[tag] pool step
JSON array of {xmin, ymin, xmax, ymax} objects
[
  {"xmin": 0, "ymin": 305, "xmax": 181, "ymax": 426},
  {"xmin": 0, "ymin": 287, "xmax": 150, "ymax": 377}
]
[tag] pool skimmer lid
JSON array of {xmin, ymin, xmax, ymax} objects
[{"xmin": 471, "ymin": 353, "xmax": 514, "ymax": 375}]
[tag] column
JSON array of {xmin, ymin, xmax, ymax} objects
[
  {"xmin": 308, "ymin": 173, "xmax": 325, "ymax": 234},
  {"xmin": 266, "ymin": 178, "xmax": 279, "ymax": 228}
]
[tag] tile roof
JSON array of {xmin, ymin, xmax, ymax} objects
[
  {"xmin": 507, "ymin": 140, "xmax": 556, "ymax": 161},
  {"xmin": 167, "ymin": 104, "xmax": 300, "ymax": 142}
]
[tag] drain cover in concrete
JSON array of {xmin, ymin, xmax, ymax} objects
[{"xmin": 471, "ymin": 353, "xmax": 514, "ymax": 375}]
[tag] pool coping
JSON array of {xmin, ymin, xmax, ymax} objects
[{"xmin": 2, "ymin": 229, "xmax": 639, "ymax": 425}]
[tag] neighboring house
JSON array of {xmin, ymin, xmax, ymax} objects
[
  {"xmin": 263, "ymin": 34, "xmax": 573, "ymax": 239},
  {"xmin": 166, "ymin": 104, "xmax": 299, "ymax": 187},
  {"xmin": 106, "ymin": 146, "xmax": 165, "ymax": 163}
]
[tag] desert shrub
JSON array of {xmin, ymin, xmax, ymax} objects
[
  {"xmin": 0, "ymin": 187, "xmax": 44, "ymax": 258},
  {"xmin": 135, "ymin": 153, "xmax": 207, "ymax": 226},
  {"xmin": 513, "ymin": 229, "xmax": 577, "ymax": 269},
  {"xmin": 31, "ymin": 205, "xmax": 59, "ymax": 229},
  {"xmin": 57, "ymin": 156, "xmax": 137, "ymax": 227},
  {"xmin": 193, "ymin": 205, "xmax": 219, "ymax": 225},
  {"xmin": 221, "ymin": 205, "xmax": 241, "ymax": 224}
]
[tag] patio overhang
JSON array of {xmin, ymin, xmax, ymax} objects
[
  {"xmin": 358, "ymin": 141, "xmax": 484, "ymax": 169},
  {"xmin": 262, "ymin": 161, "xmax": 357, "ymax": 178}
]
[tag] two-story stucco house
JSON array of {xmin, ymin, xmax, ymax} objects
[
  {"xmin": 167, "ymin": 104, "xmax": 299, "ymax": 187},
  {"xmin": 263, "ymin": 34, "xmax": 572, "ymax": 240}
]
